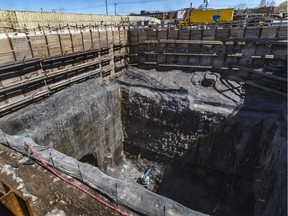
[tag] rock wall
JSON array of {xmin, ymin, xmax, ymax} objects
[
  {"xmin": 0, "ymin": 66, "xmax": 285, "ymax": 215},
  {"xmin": 0, "ymin": 79, "xmax": 123, "ymax": 170},
  {"xmin": 119, "ymin": 68, "xmax": 287, "ymax": 215}
]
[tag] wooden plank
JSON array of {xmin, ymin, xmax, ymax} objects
[
  {"xmin": 202, "ymin": 29, "xmax": 215, "ymax": 40},
  {"xmin": 29, "ymin": 35, "xmax": 49, "ymax": 58},
  {"xmin": 157, "ymin": 31, "xmax": 167, "ymax": 40},
  {"xmin": 143, "ymin": 39, "xmax": 224, "ymax": 45},
  {"xmin": 277, "ymin": 26, "xmax": 288, "ymax": 39},
  {"xmin": 25, "ymin": 34, "xmax": 34, "ymax": 58},
  {"xmin": 179, "ymin": 30, "xmax": 190, "ymax": 40},
  {"xmin": 147, "ymin": 30, "xmax": 156, "ymax": 40},
  {"xmin": 59, "ymin": 33, "xmax": 73, "ymax": 54},
  {"xmin": 231, "ymin": 77, "xmax": 286, "ymax": 97},
  {"xmin": 44, "ymin": 33, "xmax": 50, "ymax": 57},
  {"xmin": 138, "ymin": 31, "xmax": 148, "ymax": 42},
  {"xmin": 260, "ymin": 27, "xmax": 278, "ymax": 38},
  {"xmin": 143, "ymin": 52, "xmax": 158, "ymax": 55},
  {"xmin": 57, "ymin": 31, "xmax": 64, "ymax": 55},
  {"xmin": 229, "ymin": 28, "xmax": 244, "ymax": 39},
  {"xmin": 11, "ymin": 36, "xmax": 32, "ymax": 61},
  {"xmin": 71, "ymin": 33, "xmax": 83, "ymax": 52},
  {"xmin": 0, "ymin": 75, "xmax": 45, "ymax": 94},
  {"xmin": 99, "ymin": 31, "xmax": 107, "ymax": 47},
  {"xmin": 164, "ymin": 53, "xmax": 218, "ymax": 57},
  {"xmin": 113, "ymin": 30, "xmax": 120, "ymax": 44},
  {"xmin": 168, "ymin": 30, "xmax": 178, "ymax": 39},
  {"xmin": 0, "ymin": 36, "xmax": 14, "ymax": 64},
  {"xmin": 91, "ymin": 31, "xmax": 100, "ymax": 49},
  {"xmin": 144, "ymin": 61, "xmax": 157, "ymax": 65},
  {"xmin": 80, "ymin": 31, "xmax": 85, "ymax": 51},
  {"xmin": 119, "ymin": 30, "xmax": 126, "ymax": 43},
  {"xmin": 244, "ymin": 28, "xmax": 261, "ymax": 38},
  {"xmin": 215, "ymin": 29, "xmax": 229, "ymax": 40},
  {"xmin": 158, "ymin": 64, "xmax": 212, "ymax": 69},
  {"xmin": 236, "ymin": 66, "xmax": 287, "ymax": 82},
  {"xmin": 89, "ymin": 29, "xmax": 93, "ymax": 50},
  {"xmin": 190, "ymin": 29, "xmax": 202, "ymax": 40}
]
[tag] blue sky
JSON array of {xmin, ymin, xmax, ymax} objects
[{"xmin": 0, "ymin": 0, "xmax": 284, "ymax": 15}]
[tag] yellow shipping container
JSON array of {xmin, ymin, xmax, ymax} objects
[{"xmin": 190, "ymin": 8, "xmax": 234, "ymax": 23}]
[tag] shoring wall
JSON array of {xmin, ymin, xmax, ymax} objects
[
  {"xmin": 129, "ymin": 26, "xmax": 287, "ymax": 71},
  {"xmin": 0, "ymin": 10, "xmax": 161, "ymax": 30},
  {"xmin": 128, "ymin": 26, "xmax": 287, "ymax": 97},
  {"xmin": 0, "ymin": 26, "xmax": 128, "ymax": 116},
  {"xmin": 0, "ymin": 24, "xmax": 287, "ymax": 116}
]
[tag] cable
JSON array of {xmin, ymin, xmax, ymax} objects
[
  {"xmin": 29, "ymin": 145, "xmax": 130, "ymax": 216},
  {"xmin": 117, "ymin": 0, "xmax": 164, "ymax": 4},
  {"xmin": 52, "ymin": 0, "xmax": 164, "ymax": 11},
  {"xmin": 52, "ymin": 4, "xmax": 108, "ymax": 11}
]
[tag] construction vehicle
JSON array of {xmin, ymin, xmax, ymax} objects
[
  {"xmin": 180, "ymin": 8, "xmax": 234, "ymax": 27},
  {"xmin": 137, "ymin": 163, "xmax": 156, "ymax": 186}
]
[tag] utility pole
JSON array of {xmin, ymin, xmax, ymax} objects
[
  {"xmin": 105, "ymin": 0, "xmax": 108, "ymax": 15},
  {"xmin": 204, "ymin": 0, "xmax": 209, "ymax": 10},
  {"xmin": 114, "ymin": 3, "xmax": 118, "ymax": 15}
]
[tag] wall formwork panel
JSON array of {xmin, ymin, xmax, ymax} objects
[{"xmin": 0, "ymin": 10, "xmax": 161, "ymax": 30}]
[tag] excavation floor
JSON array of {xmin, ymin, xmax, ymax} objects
[
  {"xmin": 105, "ymin": 152, "xmax": 166, "ymax": 192},
  {"xmin": 156, "ymin": 163, "xmax": 254, "ymax": 216}
]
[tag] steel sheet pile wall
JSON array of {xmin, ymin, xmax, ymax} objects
[{"xmin": 0, "ymin": 26, "xmax": 128, "ymax": 116}]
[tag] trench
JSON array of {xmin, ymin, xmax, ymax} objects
[{"xmin": 0, "ymin": 68, "xmax": 286, "ymax": 216}]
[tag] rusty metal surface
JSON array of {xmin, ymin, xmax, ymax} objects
[{"xmin": 0, "ymin": 181, "xmax": 33, "ymax": 216}]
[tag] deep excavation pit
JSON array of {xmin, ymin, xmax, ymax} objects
[{"xmin": 0, "ymin": 67, "xmax": 286, "ymax": 216}]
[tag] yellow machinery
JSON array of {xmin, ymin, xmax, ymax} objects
[
  {"xmin": 181, "ymin": 8, "xmax": 234, "ymax": 26},
  {"xmin": 190, "ymin": 8, "xmax": 234, "ymax": 23}
]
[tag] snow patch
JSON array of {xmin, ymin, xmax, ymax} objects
[
  {"xmin": 18, "ymin": 156, "xmax": 30, "ymax": 163},
  {"xmin": 0, "ymin": 164, "xmax": 38, "ymax": 202},
  {"xmin": 53, "ymin": 178, "xmax": 60, "ymax": 183},
  {"xmin": 45, "ymin": 209, "xmax": 67, "ymax": 216}
]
